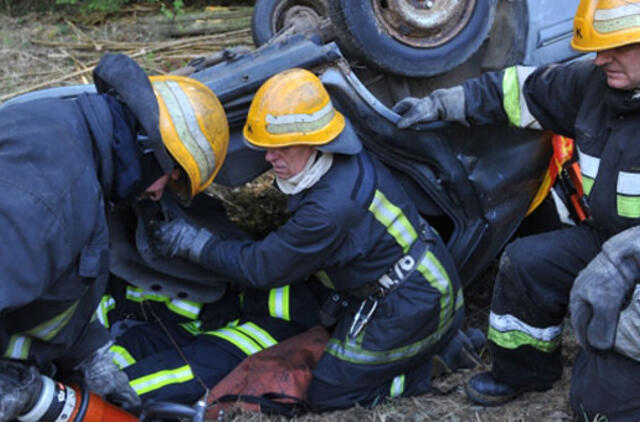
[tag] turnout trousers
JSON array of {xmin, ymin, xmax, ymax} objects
[
  {"xmin": 308, "ymin": 232, "xmax": 464, "ymax": 411},
  {"xmin": 487, "ymin": 224, "xmax": 640, "ymax": 420}
]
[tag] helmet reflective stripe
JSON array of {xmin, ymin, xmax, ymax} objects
[
  {"xmin": 3, "ymin": 335, "xmax": 31, "ymax": 359},
  {"xmin": 368, "ymin": 190, "xmax": 418, "ymax": 253},
  {"xmin": 266, "ymin": 102, "xmax": 335, "ymax": 135},
  {"xmin": 593, "ymin": 3, "xmax": 640, "ymax": 32},
  {"xmin": 488, "ymin": 311, "xmax": 562, "ymax": 352},
  {"xmin": 130, "ymin": 364, "xmax": 194, "ymax": 396},
  {"xmin": 268, "ymin": 286, "xmax": 291, "ymax": 321},
  {"xmin": 154, "ymin": 80, "xmax": 216, "ymax": 186}
]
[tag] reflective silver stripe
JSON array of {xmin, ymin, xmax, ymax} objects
[
  {"xmin": 208, "ymin": 328, "xmax": 262, "ymax": 355},
  {"xmin": 166, "ymin": 299, "xmax": 201, "ymax": 320},
  {"xmin": 502, "ymin": 66, "xmax": 541, "ymax": 129},
  {"xmin": 594, "ymin": 3, "xmax": 640, "ymax": 33},
  {"xmin": 369, "ymin": 190, "xmax": 417, "ymax": 253},
  {"xmin": 126, "ymin": 286, "xmax": 202, "ymax": 319},
  {"xmin": 489, "ymin": 311, "xmax": 562, "ymax": 342},
  {"xmin": 3, "ymin": 335, "xmax": 31, "ymax": 359},
  {"xmin": 26, "ymin": 302, "xmax": 79, "ymax": 341},
  {"xmin": 154, "ymin": 80, "xmax": 216, "ymax": 185},
  {"xmin": 578, "ymin": 148, "xmax": 600, "ymax": 179},
  {"xmin": 617, "ymin": 171, "xmax": 640, "ymax": 195},
  {"xmin": 268, "ymin": 286, "xmax": 290, "ymax": 321},
  {"xmin": 266, "ymin": 101, "xmax": 333, "ymax": 125},
  {"xmin": 125, "ymin": 286, "xmax": 145, "ymax": 302},
  {"xmin": 417, "ymin": 251, "xmax": 453, "ymax": 329},
  {"xmin": 130, "ymin": 364, "xmax": 194, "ymax": 396},
  {"xmin": 110, "ymin": 345, "xmax": 136, "ymax": 369},
  {"xmin": 595, "ymin": 3, "xmax": 640, "ymax": 20},
  {"xmin": 326, "ymin": 314, "xmax": 454, "ymax": 364},
  {"xmin": 235, "ymin": 322, "xmax": 278, "ymax": 349},
  {"xmin": 95, "ymin": 295, "xmax": 116, "ymax": 328},
  {"xmin": 390, "ymin": 374, "xmax": 405, "ymax": 398}
]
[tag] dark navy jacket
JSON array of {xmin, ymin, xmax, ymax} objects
[
  {"xmin": 0, "ymin": 94, "xmax": 114, "ymax": 367},
  {"xmin": 200, "ymin": 150, "xmax": 424, "ymax": 291},
  {"xmin": 463, "ymin": 60, "xmax": 640, "ymax": 236}
]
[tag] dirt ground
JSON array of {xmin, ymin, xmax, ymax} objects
[{"xmin": 0, "ymin": 7, "xmax": 580, "ymax": 421}]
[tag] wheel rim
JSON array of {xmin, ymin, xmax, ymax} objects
[
  {"xmin": 372, "ymin": 0, "xmax": 476, "ymax": 48},
  {"xmin": 272, "ymin": 0, "xmax": 329, "ymax": 34}
]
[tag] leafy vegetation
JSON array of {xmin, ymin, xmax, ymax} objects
[{"xmin": 0, "ymin": 0, "xmax": 254, "ymax": 16}]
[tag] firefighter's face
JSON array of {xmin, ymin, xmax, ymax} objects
[
  {"xmin": 595, "ymin": 43, "xmax": 640, "ymax": 90},
  {"xmin": 265, "ymin": 145, "xmax": 315, "ymax": 180},
  {"xmin": 142, "ymin": 168, "xmax": 181, "ymax": 201}
]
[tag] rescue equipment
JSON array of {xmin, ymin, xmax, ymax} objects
[
  {"xmin": 150, "ymin": 75, "xmax": 229, "ymax": 198},
  {"xmin": 18, "ymin": 375, "xmax": 138, "ymax": 422},
  {"xmin": 242, "ymin": 68, "xmax": 345, "ymax": 149},
  {"xmin": 572, "ymin": 0, "xmax": 640, "ymax": 52}
]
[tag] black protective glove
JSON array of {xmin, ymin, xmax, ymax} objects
[
  {"xmin": 0, "ymin": 359, "xmax": 41, "ymax": 422},
  {"xmin": 615, "ymin": 284, "xmax": 640, "ymax": 362},
  {"xmin": 150, "ymin": 217, "xmax": 213, "ymax": 262},
  {"xmin": 392, "ymin": 86, "xmax": 467, "ymax": 129},
  {"xmin": 570, "ymin": 226, "xmax": 640, "ymax": 351},
  {"xmin": 76, "ymin": 342, "xmax": 141, "ymax": 411}
]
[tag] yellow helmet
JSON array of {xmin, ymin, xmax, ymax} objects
[
  {"xmin": 243, "ymin": 68, "xmax": 346, "ymax": 149},
  {"xmin": 150, "ymin": 75, "xmax": 229, "ymax": 198},
  {"xmin": 572, "ymin": 0, "xmax": 640, "ymax": 52}
]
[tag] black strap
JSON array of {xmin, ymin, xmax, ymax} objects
[{"xmin": 215, "ymin": 392, "xmax": 311, "ymax": 417}]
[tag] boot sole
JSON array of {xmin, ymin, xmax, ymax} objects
[{"xmin": 464, "ymin": 382, "xmax": 548, "ymax": 407}]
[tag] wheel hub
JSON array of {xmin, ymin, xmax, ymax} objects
[{"xmin": 373, "ymin": 0, "xmax": 476, "ymax": 47}]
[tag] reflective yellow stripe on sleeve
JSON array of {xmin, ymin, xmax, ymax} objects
[
  {"xmin": 269, "ymin": 286, "xmax": 291, "ymax": 321},
  {"xmin": 130, "ymin": 364, "xmax": 194, "ymax": 396}
]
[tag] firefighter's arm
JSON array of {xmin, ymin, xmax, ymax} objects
[{"xmin": 570, "ymin": 225, "xmax": 640, "ymax": 351}]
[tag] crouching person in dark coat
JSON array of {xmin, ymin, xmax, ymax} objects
[
  {"xmin": 150, "ymin": 68, "xmax": 474, "ymax": 411},
  {"xmin": 0, "ymin": 53, "xmax": 229, "ymax": 421}
]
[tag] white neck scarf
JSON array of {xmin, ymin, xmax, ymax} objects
[{"xmin": 276, "ymin": 151, "xmax": 334, "ymax": 195}]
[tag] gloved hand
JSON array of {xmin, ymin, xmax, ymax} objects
[
  {"xmin": 76, "ymin": 342, "xmax": 141, "ymax": 411},
  {"xmin": 615, "ymin": 284, "xmax": 640, "ymax": 362},
  {"xmin": 570, "ymin": 226, "xmax": 640, "ymax": 351},
  {"xmin": 150, "ymin": 217, "xmax": 213, "ymax": 262},
  {"xmin": 392, "ymin": 86, "xmax": 467, "ymax": 129},
  {"xmin": 0, "ymin": 359, "xmax": 41, "ymax": 422}
]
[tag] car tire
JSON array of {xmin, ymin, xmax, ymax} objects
[
  {"xmin": 251, "ymin": 0, "xmax": 329, "ymax": 47},
  {"xmin": 328, "ymin": 0, "xmax": 497, "ymax": 78}
]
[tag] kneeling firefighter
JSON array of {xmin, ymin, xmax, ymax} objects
[
  {"xmin": 0, "ymin": 53, "xmax": 229, "ymax": 421},
  {"xmin": 151, "ymin": 68, "xmax": 472, "ymax": 410}
]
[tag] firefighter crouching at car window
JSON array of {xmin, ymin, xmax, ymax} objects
[
  {"xmin": 0, "ymin": 53, "xmax": 229, "ymax": 421},
  {"xmin": 150, "ymin": 68, "xmax": 477, "ymax": 411},
  {"xmin": 393, "ymin": 0, "xmax": 640, "ymax": 419}
]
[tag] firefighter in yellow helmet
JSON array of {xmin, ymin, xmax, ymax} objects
[
  {"xmin": 391, "ymin": 0, "xmax": 640, "ymax": 418},
  {"xmin": 0, "ymin": 53, "xmax": 228, "ymax": 421},
  {"xmin": 150, "ymin": 68, "xmax": 482, "ymax": 411}
]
